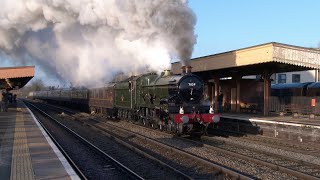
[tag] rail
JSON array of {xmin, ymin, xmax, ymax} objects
[{"xmin": 25, "ymin": 101, "xmax": 143, "ymax": 180}]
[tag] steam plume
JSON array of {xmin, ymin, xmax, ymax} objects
[{"xmin": 0, "ymin": 0, "xmax": 196, "ymax": 87}]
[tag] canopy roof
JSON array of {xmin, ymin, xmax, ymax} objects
[
  {"xmin": 172, "ymin": 42, "xmax": 320, "ymax": 79},
  {"xmin": 0, "ymin": 66, "xmax": 34, "ymax": 90},
  {"xmin": 271, "ymin": 82, "xmax": 312, "ymax": 89},
  {"xmin": 307, "ymin": 82, "xmax": 320, "ymax": 88}
]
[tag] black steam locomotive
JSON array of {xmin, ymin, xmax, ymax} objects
[{"xmin": 31, "ymin": 66, "xmax": 220, "ymax": 137}]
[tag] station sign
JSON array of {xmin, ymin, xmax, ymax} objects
[{"xmin": 311, "ymin": 98, "xmax": 316, "ymax": 107}]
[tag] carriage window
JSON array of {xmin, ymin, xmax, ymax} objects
[
  {"xmin": 292, "ymin": 74, "xmax": 300, "ymax": 83},
  {"xmin": 278, "ymin": 74, "xmax": 286, "ymax": 84}
]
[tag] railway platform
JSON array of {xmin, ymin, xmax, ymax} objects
[
  {"xmin": 0, "ymin": 100, "xmax": 79, "ymax": 180},
  {"xmin": 222, "ymin": 113, "xmax": 320, "ymax": 128},
  {"xmin": 220, "ymin": 113, "xmax": 320, "ymax": 143}
]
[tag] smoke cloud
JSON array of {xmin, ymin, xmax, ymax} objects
[{"xmin": 0, "ymin": 0, "xmax": 196, "ymax": 87}]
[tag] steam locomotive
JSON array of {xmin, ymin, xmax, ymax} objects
[{"xmin": 30, "ymin": 66, "xmax": 220, "ymax": 137}]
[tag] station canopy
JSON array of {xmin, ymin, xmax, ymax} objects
[
  {"xmin": 271, "ymin": 82, "xmax": 312, "ymax": 89},
  {"xmin": 171, "ymin": 42, "xmax": 320, "ymax": 78},
  {"xmin": 0, "ymin": 66, "xmax": 34, "ymax": 90}
]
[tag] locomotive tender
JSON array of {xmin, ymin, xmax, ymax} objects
[{"xmin": 31, "ymin": 66, "xmax": 220, "ymax": 137}]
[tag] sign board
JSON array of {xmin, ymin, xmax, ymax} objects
[{"xmin": 311, "ymin": 99, "xmax": 316, "ymax": 107}]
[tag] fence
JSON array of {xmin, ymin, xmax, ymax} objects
[{"xmin": 269, "ymin": 96, "xmax": 320, "ymax": 115}]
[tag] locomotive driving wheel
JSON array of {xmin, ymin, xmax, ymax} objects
[
  {"xmin": 204, "ymin": 124, "xmax": 209, "ymax": 136},
  {"xmin": 159, "ymin": 124, "xmax": 163, "ymax": 130},
  {"xmin": 167, "ymin": 120, "xmax": 173, "ymax": 132},
  {"xmin": 176, "ymin": 123, "xmax": 183, "ymax": 136},
  {"xmin": 142, "ymin": 118, "xmax": 146, "ymax": 126}
]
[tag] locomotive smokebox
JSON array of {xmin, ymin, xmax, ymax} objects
[{"xmin": 181, "ymin": 66, "xmax": 192, "ymax": 75}]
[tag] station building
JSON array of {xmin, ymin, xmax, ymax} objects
[
  {"xmin": 271, "ymin": 70, "xmax": 320, "ymax": 84},
  {"xmin": 171, "ymin": 42, "xmax": 320, "ymax": 116}
]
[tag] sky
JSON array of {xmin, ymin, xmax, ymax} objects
[
  {"xmin": 2, "ymin": 1, "xmax": 320, "ymax": 87},
  {"xmin": 189, "ymin": 0, "xmax": 320, "ymax": 58}
]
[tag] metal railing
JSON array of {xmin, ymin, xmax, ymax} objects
[{"xmin": 269, "ymin": 96, "xmax": 320, "ymax": 115}]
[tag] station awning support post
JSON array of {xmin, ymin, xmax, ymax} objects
[
  {"xmin": 235, "ymin": 76, "xmax": 241, "ymax": 113},
  {"xmin": 214, "ymin": 76, "xmax": 219, "ymax": 112},
  {"xmin": 263, "ymin": 72, "xmax": 272, "ymax": 116}
]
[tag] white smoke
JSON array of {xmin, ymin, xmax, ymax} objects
[{"xmin": 0, "ymin": 0, "xmax": 196, "ymax": 87}]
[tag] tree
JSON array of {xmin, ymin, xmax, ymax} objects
[
  {"xmin": 30, "ymin": 79, "xmax": 45, "ymax": 91},
  {"xmin": 16, "ymin": 79, "xmax": 46, "ymax": 98}
]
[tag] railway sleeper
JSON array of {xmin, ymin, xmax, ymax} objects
[{"xmin": 96, "ymin": 107, "xmax": 207, "ymax": 137}]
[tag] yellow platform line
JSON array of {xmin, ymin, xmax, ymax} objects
[{"xmin": 10, "ymin": 112, "xmax": 35, "ymax": 180}]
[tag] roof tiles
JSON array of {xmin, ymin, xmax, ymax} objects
[{"xmin": 0, "ymin": 66, "xmax": 34, "ymax": 79}]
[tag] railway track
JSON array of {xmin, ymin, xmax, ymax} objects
[
  {"xmin": 25, "ymin": 101, "xmax": 196, "ymax": 179},
  {"xmin": 104, "ymin": 120, "xmax": 320, "ymax": 180},
  {"xmin": 80, "ymin": 119, "xmax": 250, "ymax": 179},
  {"xmin": 200, "ymin": 136, "xmax": 320, "ymax": 179},
  {"xmin": 222, "ymin": 132, "xmax": 320, "ymax": 157},
  {"xmin": 209, "ymin": 128, "xmax": 320, "ymax": 158},
  {"xmin": 25, "ymin": 101, "xmax": 143, "ymax": 180},
  {"xmin": 29, "ymin": 100, "xmax": 250, "ymax": 179},
  {"xmin": 28, "ymin": 101, "xmax": 320, "ymax": 179}
]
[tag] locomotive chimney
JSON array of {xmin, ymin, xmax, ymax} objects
[
  {"xmin": 163, "ymin": 70, "xmax": 171, "ymax": 77},
  {"xmin": 181, "ymin": 66, "xmax": 192, "ymax": 75}
]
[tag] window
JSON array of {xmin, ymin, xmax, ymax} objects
[
  {"xmin": 278, "ymin": 74, "xmax": 286, "ymax": 83},
  {"xmin": 292, "ymin": 74, "xmax": 300, "ymax": 83}
]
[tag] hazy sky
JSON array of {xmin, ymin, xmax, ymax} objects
[{"xmin": 189, "ymin": 0, "xmax": 320, "ymax": 58}]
